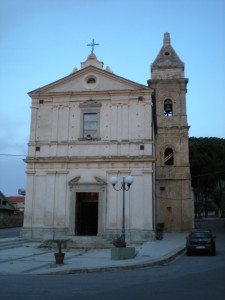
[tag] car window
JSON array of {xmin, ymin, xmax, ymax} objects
[{"xmin": 191, "ymin": 232, "xmax": 210, "ymax": 238}]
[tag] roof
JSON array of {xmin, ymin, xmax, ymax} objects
[
  {"xmin": 150, "ymin": 33, "xmax": 186, "ymax": 81},
  {"xmin": 7, "ymin": 196, "xmax": 25, "ymax": 204},
  {"xmin": 151, "ymin": 32, "xmax": 184, "ymax": 71},
  {"xmin": 0, "ymin": 191, "xmax": 15, "ymax": 211}
]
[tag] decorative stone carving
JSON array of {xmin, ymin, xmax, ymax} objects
[
  {"xmin": 79, "ymin": 99, "xmax": 102, "ymax": 108},
  {"xmin": 94, "ymin": 176, "xmax": 107, "ymax": 185},
  {"xmin": 68, "ymin": 176, "xmax": 81, "ymax": 186}
]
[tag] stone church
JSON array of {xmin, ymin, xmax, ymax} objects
[{"xmin": 21, "ymin": 33, "xmax": 193, "ymax": 244}]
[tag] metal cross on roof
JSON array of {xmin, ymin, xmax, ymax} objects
[{"xmin": 87, "ymin": 39, "xmax": 99, "ymax": 53}]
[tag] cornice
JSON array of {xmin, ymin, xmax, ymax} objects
[
  {"xmin": 148, "ymin": 78, "xmax": 188, "ymax": 86},
  {"xmin": 24, "ymin": 155, "xmax": 155, "ymax": 164},
  {"xmin": 28, "ymin": 139, "xmax": 154, "ymax": 146},
  {"xmin": 29, "ymin": 88, "xmax": 153, "ymax": 99}
]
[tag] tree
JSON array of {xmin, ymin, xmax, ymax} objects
[{"xmin": 189, "ymin": 137, "xmax": 225, "ymax": 218}]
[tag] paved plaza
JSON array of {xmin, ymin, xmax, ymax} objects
[{"xmin": 0, "ymin": 233, "xmax": 187, "ymax": 275}]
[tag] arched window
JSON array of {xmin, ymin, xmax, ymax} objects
[
  {"xmin": 87, "ymin": 77, "xmax": 96, "ymax": 84},
  {"xmin": 164, "ymin": 99, "xmax": 173, "ymax": 116},
  {"xmin": 165, "ymin": 148, "xmax": 174, "ymax": 165}
]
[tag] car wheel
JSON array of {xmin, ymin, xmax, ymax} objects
[
  {"xmin": 212, "ymin": 249, "xmax": 216, "ymax": 256},
  {"xmin": 186, "ymin": 250, "xmax": 191, "ymax": 256}
]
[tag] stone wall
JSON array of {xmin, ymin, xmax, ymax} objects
[{"xmin": 0, "ymin": 211, "xmax": 23, "ymax": 228}]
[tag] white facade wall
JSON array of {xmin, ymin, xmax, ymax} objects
[
  {"xmin": 23, "ymin": 165, "xmax": 154, "ymax": 242},
  {"xmin": 28, "ymin": 100, "xmax": 153, "ymax": 157},
  {"xmin": 22, "ymin": 59, "xmax": 155, "ymax": 243}
]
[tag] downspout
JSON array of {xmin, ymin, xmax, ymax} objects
[
  {"xmin": 151, "ymin": 90, "xmax": 157, "ymax": 233},
  {"xmin": 152, "ymin": 123, "xmax": 155, "ymax": 232}
]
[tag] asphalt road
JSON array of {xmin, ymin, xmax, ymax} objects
[{"xmin": 0, "ymin": 220, "xmax": 224, "ymax": 300}]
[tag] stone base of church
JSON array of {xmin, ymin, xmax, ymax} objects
[
  {"xmin": 21, "ymin": 227, "xmax": 155, "ymax": 245},
  {"xmin": 20, "ymin": 227, "xmax": 68, "ymax": 241}
]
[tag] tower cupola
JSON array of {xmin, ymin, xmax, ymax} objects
[{"xmin": 151, "ymin": 32, "xmax": 184, "ymax": 80}]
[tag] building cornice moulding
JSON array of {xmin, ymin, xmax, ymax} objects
[
  {"xmin": 29, "ymin": 89, "xmax": 153, "ymax": 101},
  {"xmin": 25, "ymin": 155, "xmax": 155, "ymax": 164}
]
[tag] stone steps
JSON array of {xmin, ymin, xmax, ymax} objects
[
  {"xmin": 67, "ymin": 236, "xmax": 113, "ymax": 249},
  {"xmin": 0, "ymin": 236, "xmax": 113, "ymax": 250},
  {"xmin": 0, "ymin": 237, "xmax": 27, "ymax": 251}
]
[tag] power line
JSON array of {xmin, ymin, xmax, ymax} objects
[{"xmin": 0, "ymin": 154, "xmax": 26, "ymax": 157}]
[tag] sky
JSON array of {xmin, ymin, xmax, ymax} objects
[{"xmin": 0, "ymin": 0, "xmax": 225, "ymax": 196}]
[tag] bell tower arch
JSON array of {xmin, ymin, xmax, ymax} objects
[{"xmin": 148, "ymin": 33, "xmax": 193, "ymax": 232}]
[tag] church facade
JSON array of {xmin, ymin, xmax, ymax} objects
[{"xmin": 22, "ymin": 33, "xmax": 193, "ymax": 243}]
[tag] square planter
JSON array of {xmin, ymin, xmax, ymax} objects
[{"xmin": 111, "ymin": 247, "xmax": 135, "ymax": 260}]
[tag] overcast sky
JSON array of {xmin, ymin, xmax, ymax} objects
[{"xmin": 0, "ymin": 0, "xmax": 225, "ymax": 196}]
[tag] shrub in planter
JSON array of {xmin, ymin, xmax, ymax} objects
[
  {"xmin": 156, "ymin": 223, "xmax": 165, "ymax": 240},
  {"xmin": 45, "ymin": 239, "xmax": 71, "ymax": 264},
  {"xmin": 113, "ymin": 235, "xmax": 126, "ymax": 248}
]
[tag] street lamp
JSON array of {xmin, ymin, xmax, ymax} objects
[{"xmin": 110, "ymin": 175, "xmax": 134, "ymax": 243}]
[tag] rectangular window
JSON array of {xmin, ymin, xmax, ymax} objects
[{"xmin": 83, "ymin": 113, "xmax": 97, "ymax": 138}]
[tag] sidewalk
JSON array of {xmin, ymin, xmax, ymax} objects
[{"xmin": 0, "ymin": 233, "xmax": 187, "ymax": 275}]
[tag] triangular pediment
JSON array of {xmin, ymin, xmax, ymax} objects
[{"xmin": 29, "ymin": 66, "xmax": 150, "ymax": 96}]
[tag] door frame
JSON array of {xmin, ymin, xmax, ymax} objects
[{"xmin": 68, "ymin": 176, "xmax": 106, "ymax": 236}]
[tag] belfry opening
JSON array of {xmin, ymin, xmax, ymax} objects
[{"xmin": 75, "ymin": 192, "xmax": 98, "ymax": 236}]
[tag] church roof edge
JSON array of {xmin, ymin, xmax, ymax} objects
[{"xmin": 28, "ymin": 65, "xmax": 151, "ymax": 96}]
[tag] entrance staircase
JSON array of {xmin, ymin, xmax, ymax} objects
[
  {"xmin": 0, "ymin": 236, "xmax": 113, "ymax": 250},
  {"xmin": 0, "ymin": 237, "xmax": 26, "ymax": 251},
  {"xmin": 68, "ymin": 236, "xmax": 113, "ymax": 249}
]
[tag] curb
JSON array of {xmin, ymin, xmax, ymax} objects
[{"xmin": 44, "ymin": 246, "xmax": 185, "ymax": 275}]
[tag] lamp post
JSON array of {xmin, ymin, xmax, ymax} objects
[{"xmin": 110, "ymin": 175, "xmax": 134, "ymax": 243}]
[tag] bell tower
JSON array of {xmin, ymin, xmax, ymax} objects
[{"xmin": 148, "ymin": 33, "xmax": 193, "ymax": 232}]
